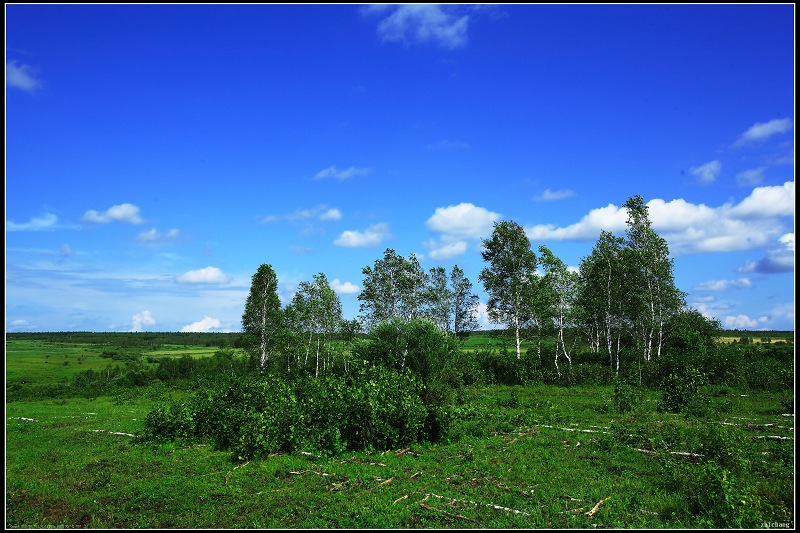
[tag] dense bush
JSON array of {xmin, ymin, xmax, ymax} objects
[{"xmin": 138, "ymin": 365, "xmax": 431, "ymax": 459}]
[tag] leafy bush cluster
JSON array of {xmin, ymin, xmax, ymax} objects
[{"xmin": 139, "ymin": 365, "xmax": 436, "ymax": 459}]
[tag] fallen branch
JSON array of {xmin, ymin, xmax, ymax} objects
[
  {"xmin": 393, "ymin": 494, "xmax": 408, "ymax": 505},
  {"xmin": 419, "ymin": 503, "xmax": 480, "ymax": 524},
  {"xmin": 585, "ymin": 497, "xmax": 610, "ymax": 517}
]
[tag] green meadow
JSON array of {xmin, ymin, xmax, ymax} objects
[{"xmin": 5, "ymin": 332, "xmax": 795, "ymax": 529}]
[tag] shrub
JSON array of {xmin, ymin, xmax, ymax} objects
[
  {"xmin": 612, "ymin": 378, "xmax": 638, "ymax": 413},
  {"xmin": 658, "ymin": 367, "xmax": 709, "ymax": 416}
]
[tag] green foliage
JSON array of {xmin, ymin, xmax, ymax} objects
[
  {"xmin": 139, "ymin": 366, "xmax": 431, "ymax": 459},
  {"xmin": 612, "ymin": 378, "xmax": 638, "ymax": 413},
  {"xmin": 658, "ymin": 367, "xmax": 710, "ymax": 416}
]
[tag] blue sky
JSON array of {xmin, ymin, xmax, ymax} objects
[{"xmin": 6, "ymin": 4, "xmax": 795, "ymax": 333}]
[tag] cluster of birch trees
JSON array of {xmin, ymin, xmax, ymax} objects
[
  {"xmin": 242, "ymin": 194, "xmax": 685, "ymax": 377},
  {"xmin": 241, "ymin": 251, "xmax": 480, "ymax": 376},
  {"xmin": 479, "ymin": 195, "xmax": 685, "ymax": 375}
]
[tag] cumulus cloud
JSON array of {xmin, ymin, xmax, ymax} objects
[
  {"xmin": 181, "ymin": 316, "xmax": 221, "ymax": 332},
  {"xmin": 526, "ymin": 203, "xmax": 628, "ymax": 241},
  {"xmin": 524, "ymin": 181, "xmax": 795, "ymax": 256},
  {"xmin": 738, "ymin": 233, "xmax": 794, "ymax": 274},
  {"xmin": 6, "ymin": 60, "xmax": 42, "ymax": 93},
  {"xmin": 690, "ymin": 160, "xmax": 721, "ymax": 184},
  {"xmin": 367, "ymin": 4, "xmax": 471, "ymax": 49},
  {"xmin": 734, "ymin": 118, "xmax": 793, "ymax": 146},
  {"xmin": 82, "ymin": 203, "xmax": 144, "ymax": 224},
  {"xmin": 330, "ymin": 278, "xmax": 360, "ymax": 295},
  {"xmin": 262, "ymin": 204, "xmax": 342, "ymax": 223},
  {"xmin": 424, "ymin": 203, "xmax": 500, "ymax": 260},
  {"xmin": 730, "ymin": 181, "xmax": 794, "ymax": 219},
  {"xmin": 131, "ymin": 310, "xmax": 155, "ymax": 332},
  {"xmin": 535, "ymin": 188, "xmax": 576, "ymax": 202},
  {"xmin": 314, "ymin": 166, "xmax": 372, "ymax": 180},
  {"xmin": 334, "ymin": 223, "xmax": 390, "ymax": 247},
  {"xmin": 6, "ymin": 212, "xmax": 59, "ymax": 231},
  {"xmin": 176, "ymin": 266, "xmax": 230, "ymax": 284},
  {"xmin": 723, "ymin": 314, "xmax": 768, "ymax": 329},
  {"xmin": 694, "ymin": 278, "xmax": 753, "ymax": 291},
  {"xmin": 426, "ymin": 203, "xmax": 501, "ymax": 239}
]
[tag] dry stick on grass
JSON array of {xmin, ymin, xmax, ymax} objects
[
  {"xmin": 393, "ymin": 494, "xmax": 409, "ymax": 505},
  {"xmin": 585, "ymin": 497, "xmax": 611, "ymax": 517},
  {"xmin": 419, "ymin": 503, "xmax": 480, "ymax": 524}
]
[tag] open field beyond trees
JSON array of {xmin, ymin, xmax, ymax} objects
[{"xmin": 5, "ymin": 331, "xmax": 795, "ymax": 529}]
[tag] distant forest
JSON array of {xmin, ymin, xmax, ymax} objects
[{"xmin": 5, "ymin": 329, "xmax": 793, "ymax": 349}]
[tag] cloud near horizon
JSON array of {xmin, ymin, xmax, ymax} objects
[
  {"xmin": 524, "ymin": 181, "xmax": 794, "ymax": 256},
  {"xmin": 130, "ymin": 310, "xmax": 155, "ymax": 332},
  {"xmin": 180, "ymin": 316, "xmax": 221, "ymax": 332}
]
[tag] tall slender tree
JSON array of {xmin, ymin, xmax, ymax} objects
[
  {"xmin": 479, "ymin": 220, "xmax": 538, "ymax": 360},
  {"xmin": 622, "ymin": 196, "xmax": 685, "ymax": 365},
  {"xmin": 450, "ymin": 265, "xmax": 480, "ymax": 337},
  {"xmin": 538, "ymin": 245, "xmax": 578, "ymax": 376},
  {"xmin": 241, "ymin": 263, "xmax": 283, "ymax": 372}
]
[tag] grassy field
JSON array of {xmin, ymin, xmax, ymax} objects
[{"xmin": 5, "ymin": 336, "xmax": 795, "ymax": 528}]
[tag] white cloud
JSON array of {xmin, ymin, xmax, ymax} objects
[
  {"xmin": 137, "ymin": 227, "xmax": 181, "ymax": 242},
  {"xmin": 262, "ymin": 205, "xmax": 342, "ymax": 223},
  {"xmin": 535, "ymin": 188, "xmax": 575, "ymax": 201},
  {"xmin": 319, "ymin": 208, "xmax": 342, "ymax": 221},
  {"xmin": 723, "ymin": 314, "xmax": 768, "ymax": 329},
  {"xmin": 735, "ymin": 167, "xmax": 766, "ymax": 187},
  {"xmin": 690, "ymin": 160, "xmax": 721, "ymax": 184},
  {"xmin": 6, "ymin": 60, "xmax": 42, "ymax": 93},
  {"xmin": 6, "ymin": 212, "xmax": 58, "ymax": 231},
  {"xmin": 424, "ymin": 239, "xmax": 468, "ymax": 261},
  {"xmin": 176, "ymin": 266, "xmax": 230, "ymax": 284},
  {"xmin": 738, "ymin": 233, "xmax": 794, "ymax": 274},
  {"xmin": 526, "ymin": 203, "xmax": 628, "ymax": 241},
  {"xmin": 334, "ymin": 223, "xmax": 390, "ymax": 248},
  {"xmin": 131, "ymin": 310, "xmax": 156, "ymax": 332},
  {"xmin": 180, "ymin": 316, "xmax": 221, "ymax": 333},
  {"xmin": 734, "ymin": 118, "xmax": 793, "ymax": 146},
  {"xmin": 314, "ymin": 165, "xmax": 372, "ymax": 180},
  {"xmin": 82, "ymin": 203, "xmax": 144, "ymax": 224},
  {"xmin": 524, "ymin": 181, "xmax": 795, "ymax": 256},
  {"xmin": 694, "ymin": 278, "xmax": 753, "ymax": 291},
  {"xmin": 368, "ymin": 4, "xmax": 470, "ymax": 49},
  {"xmin": 426, "ymin": 203, "xmax": 501, "ymax": 239},
  {"xmin": 730, "ymin": 181, "xmax": 794, "ymax": 219},
  {"xmin": 331, "ymin": 278, "xmax": 360, "ymax": 295}
]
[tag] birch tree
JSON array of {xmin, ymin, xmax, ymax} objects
[
  {"xmin": 241, "ymin": 263, "xmax": 283, "ymax": 372},
  {"xmin": 358, "ymin": 249, "xmax": 429, "ymax": 331},
  {"xmin": 622, "ymin": 196, "xmax": 685, "ymax": 364},
  {"xmin": 577, "ymin": 230, "xmax": 627, "ymax": 373},
  {"xmin": 538, "ymin": 245, "xmax": 578, "ymax": 377},
  {"xmin": 479, "ymin": 220, "xmax": 538, "ymax": 360},
  {"xmin": 450, "ymin": 265, "xmax": 480, "ymax": 337}
]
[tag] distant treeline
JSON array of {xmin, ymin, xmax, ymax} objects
[
  {"xmin": 4, "ymin": 329, "xmax": 793, "ymax": 348},
  {"xmin": 5, "ymin": 331, "xmax": 246, "ymax": 348}
]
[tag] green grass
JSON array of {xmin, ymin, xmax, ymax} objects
[{"xmin": 6, "ymin": 338, "xmax": 794, "ymax": 528}]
